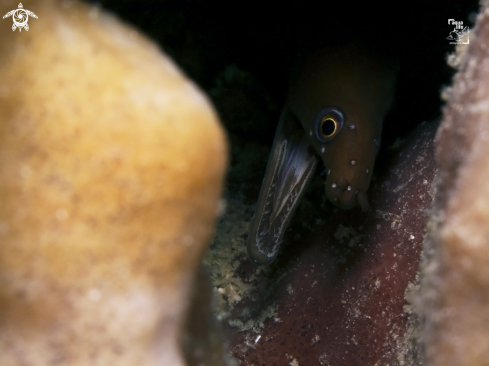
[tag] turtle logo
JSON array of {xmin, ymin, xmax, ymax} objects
[{"xmin": 3, "ymin": 3, "xmax": 38, "ymax": 32}]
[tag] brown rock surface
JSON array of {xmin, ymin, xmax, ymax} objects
[
  {"xmin": 420, "ymin": 2, "xmax": 489, "ymax": 365},
  {"xmin": 0, "ymin": 0, "xmax": 228, "ymax": 365}
]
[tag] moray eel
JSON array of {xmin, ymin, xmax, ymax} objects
[{"xmin": 247, "ymin": 43, "xmax": 397, "ymax": 264}]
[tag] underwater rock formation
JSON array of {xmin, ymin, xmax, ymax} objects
[
  {"xmin": 420, "ymin": 3, "xmax": 489, "ymax": 366},
  {"xmin": 0, "ymin": 1, "xmax": 228, "ymax": 365}
]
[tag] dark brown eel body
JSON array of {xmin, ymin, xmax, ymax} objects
[{"xmin": 247, "ymin": 43, "xmax": 397, "ymax": 264}]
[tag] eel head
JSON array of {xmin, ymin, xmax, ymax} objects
[{"xmin": 247, "ymin": 43, "xmax": 397, "ymax": 264}]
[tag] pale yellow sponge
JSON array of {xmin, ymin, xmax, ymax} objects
[{"xmin": 0, "ymin": 0, "xmax": 228, "ymax": 365}]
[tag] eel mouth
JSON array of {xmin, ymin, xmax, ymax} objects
[
  {"xmin": 247, "ymin": 109, "xmax": 318, "ymax": 265},
  {"xmin": 324, "ymin": 178, "xmax": 371, "ymax": 212}
]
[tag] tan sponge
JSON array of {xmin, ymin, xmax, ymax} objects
[{"xmin": 0, "ymin": 0, "xmax": 228, "ymax": 364}]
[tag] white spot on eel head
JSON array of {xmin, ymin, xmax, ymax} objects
[
  {"xmin": 347, "ymin": 186, "xmax": 351, "ymax": 191},
  {"xmin": 349, "ymin": 124, "xmax": 355, "ymax": 130},
  {"xmin": 366, "ymin": 169, "xmax": 369, "ymax": 173},
  {"xmin": 332, "ymin": 183, "xmax": 337, "ymax": 188},
  {"xmin": 351, "ymin": 160, "xmax": 356, "ymax": 165},
  {"xmin": 328, "ymin": 169, "xmax": 331, "ymax": 175},
  {"xmin": 321, "ymin": 146, "xmax": 325, "ymax": 153},
  {"xmin": 310, "ymin": 130, "xmax": 313, "ymax": 136}
]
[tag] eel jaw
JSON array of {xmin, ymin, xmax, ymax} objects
[
  {"xmin": 324, "ymin": 177, "xmax": 371, "ymax": 212},
  {"xmin": 247, "ymin": 108, "xmax": 318, "ymax": 265}
]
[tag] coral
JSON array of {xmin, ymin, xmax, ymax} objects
[
  {"xmin": 419, "ymin": 2, "xmax": 489, "ymax": 366},
  {"xmin": 0, "ymin": 0, "xmax": 228, "ymax": 365}
]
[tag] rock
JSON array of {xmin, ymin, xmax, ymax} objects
[
  {"xmin": 0, "ymin": 1, "xmax": 228, "ymax": 365},
  {"xmin": 419, "ymin": 3, "xmax": 489, "ymax": 366}
]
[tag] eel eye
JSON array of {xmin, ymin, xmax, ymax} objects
[
  {"xmin": 320, "ymin": 117, "xmax": 338, "ymax": 137},
  {"xmin": 314, "ymin": 107, "xmax": 344, "ymax": 143}
]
